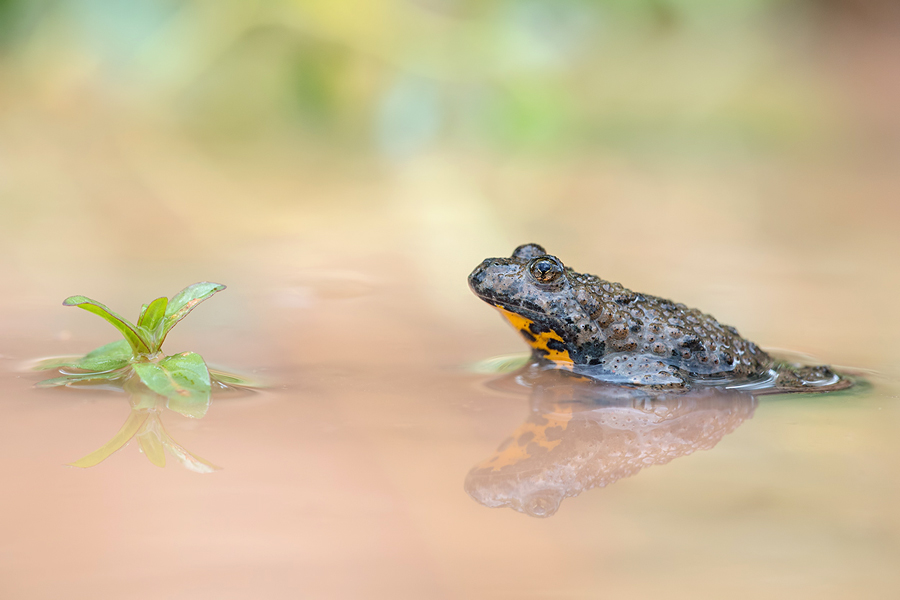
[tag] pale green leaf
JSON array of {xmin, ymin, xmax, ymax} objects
[
  {"xmin": 166, "ymin": 283, "xmax": 226, "ymax": 319},
  {"xmin": 137, "ymin": 326, "xmax": 154, "ymax": 348},
  {"xmin": 137, "ymin": 296, "xmax": 168, "ymax": 343},
  {"xmin": 68, "ymin": 409, "xmax": 150, "ymax": 468},
  {"xmin": 32, "ymin": 341, "xmax": 133, "ymax": 373},
  {"xmin": 32, "ymin": 356, "xmax": 84, "ymax": 371},
  {"xmin": 76, "ymin": 340, "xmax": 133, "ymax": 371},
  {"xmin": 63, "ymin": 295, "xmax": 151, "ymax": 354},
  {"xmin": 132, "ymin": 352, "xmax": 211, "ymax": 406},
  {"xmin": 36, "ymin": 368, "xmax": 129, "ymax": 388},
  {"xmin": 209, "ymin": 368, "xmax": 261, "ymax": 389},
  {"xmin": 157, "ymin": 282, "xmax": 225, "ymax": 345}
]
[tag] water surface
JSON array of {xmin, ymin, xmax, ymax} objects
[{"xmin": 1, "ymin": 210, "xmax": 898, "ymax": 599}]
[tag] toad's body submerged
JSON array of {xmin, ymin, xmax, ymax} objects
[{"xmin": 469, "ymin": 244, "xmax": 847, "ymax": 391}]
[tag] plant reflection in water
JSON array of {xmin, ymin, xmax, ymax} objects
[
  {"xmin": 33, "ymin": 365, "xmax": 256, "ymax": 472},
  {"xmin": 466, "ymin": 361, "xmax": 758, "ymax": 518}
]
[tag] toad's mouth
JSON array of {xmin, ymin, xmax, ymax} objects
[{"xmin": 470, "ymin": 290, "xmax": 546, "ymax": 321}]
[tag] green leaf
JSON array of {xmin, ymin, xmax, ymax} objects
[
  {"xmin": 137, "ymin": 296, "xmax": 168, "ymax": 339},
  {"xmin": 132, "ymin": 352, "xmax": 211, "ymax": 407},
  {"xmin": 36, "ymin": 368, "xmax": 129, "ymax": 387},
  {"xmin": 32, "ymin": 356, "xmax": 84, "ymax": 371},
  {"xmin": 209, "ymin": 371, "xmax": 244, "ymax": 386},
  {"xmin": 166, "ymin": 283, "xmax": 226, "ymax": 319},
  {"xmin": 32, "ymin": 341, "xmax": 132, "ymax": 373},
  {"xmin": 209, "ymin": 368, "xmax": 261, "ymax": 389},
  {"xmin": 76, "ymin": 340, "xmax": 133, "ymax": 371},
  {"xmin": 157, "ymin": 282, "xmax": 225, "ymax": 346},
  {"xmin": 68, "ymin": 409, "xmax": 150, "ymax": 468},
  {"xmin": 63, "ymin": 295, "xmax": 151, "ymax": 355}
]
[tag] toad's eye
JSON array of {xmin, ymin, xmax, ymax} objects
[{"xmin": 529, "ymin": 257, "xmax": 563, "ymax": 284}]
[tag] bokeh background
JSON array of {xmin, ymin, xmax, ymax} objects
[
  {"xmin": 1, "ymin": 0, "xmax": 898, "ymax": 375},
  {"xmin": 1, "ymin": 2, "xmax": 900, "ymax": 599}
]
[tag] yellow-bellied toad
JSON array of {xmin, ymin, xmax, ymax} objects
[{"xmin": 469, "ymin": 243, "xmax": 848, "ymax": 391}]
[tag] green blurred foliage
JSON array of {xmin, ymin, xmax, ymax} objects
[
  {"xmin": 291, "ymin": 43, "xmax": 346, "ymax": 127},
  {"xmin": 0, "ymin": 0, "xmax": 838, "ymax": 156}
]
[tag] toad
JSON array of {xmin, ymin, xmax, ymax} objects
[{"xmin": 469, "ymin": 243, "xmax": 849, "ymax": 392}]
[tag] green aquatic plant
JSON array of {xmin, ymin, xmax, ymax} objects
[
  {"xmin": 36, "ymin": 282, "xmax": 226, "ymax": 405},
  {"xmin": 35, "ymin": 282, "xmax": 258, "ymax": 471}
]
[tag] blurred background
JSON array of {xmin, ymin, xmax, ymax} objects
[
  {"xmin": 2, "ymin": 3, "xmax": 900, "ymax": 599},
  {"xmin": 1, "ymin": 0, "xmax": 898, "ymax": 373}
]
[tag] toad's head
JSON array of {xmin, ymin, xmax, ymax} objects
[{"xmin": 469, "ymin": 243, "xmax": 595, "ymax": 364}]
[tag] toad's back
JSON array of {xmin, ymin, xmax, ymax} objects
[
  {"xmin": 469, "ymin": 243, "xmax": 849, "ymax": 392},
  {"xmin": 566, "ymin": 269, "xmax": 768, "ymax": 379}
]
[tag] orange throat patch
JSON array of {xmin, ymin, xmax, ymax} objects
[{"xmin": 494, "ymin": 305, "xmax": 573, "ymax": 365}]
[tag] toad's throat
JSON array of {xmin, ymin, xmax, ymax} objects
[{"xmin": 493, "ymin": 305, "xmax": 573, "ymax": 365}]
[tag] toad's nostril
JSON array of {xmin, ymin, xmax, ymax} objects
[{"xmin": 468, "ymin": 260, "xmax": 490, "ymax": 288}]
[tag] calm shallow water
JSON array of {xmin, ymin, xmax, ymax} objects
[{"xmin": 1, "ymin": 215, "xmax": 898, "ymax": 598}]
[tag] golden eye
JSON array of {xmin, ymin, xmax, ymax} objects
[{"xmin": 529, "ymin": 257, "xmax": 563, "ymax": 283}]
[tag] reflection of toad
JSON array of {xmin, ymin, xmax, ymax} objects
[
  {"xmin": 465, "ymin": 367, "xmax": 757, "ymax": 518},
  {"xmin": 469, "ymin": 244, "xmax": 849, "ymax": 392}
]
